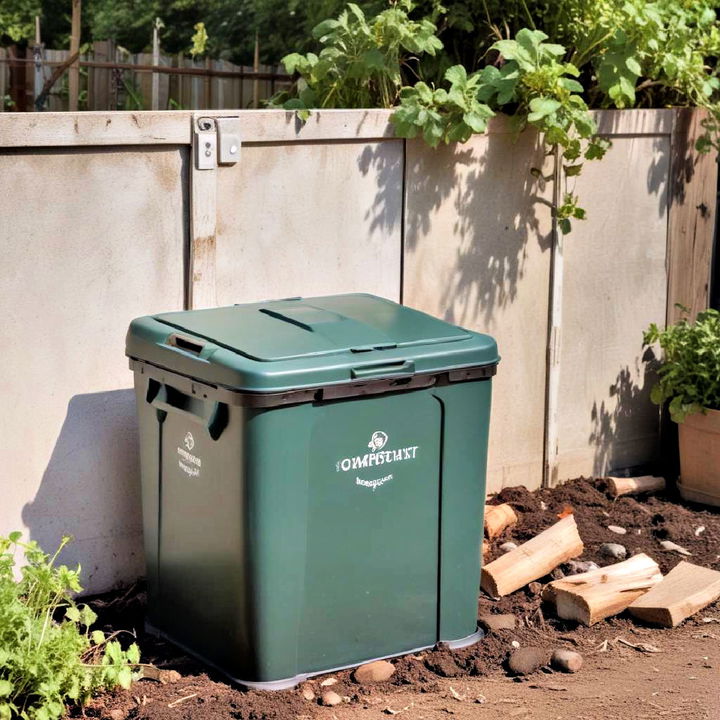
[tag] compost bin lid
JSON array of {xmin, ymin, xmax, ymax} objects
[{"xmin": 126, "ymin": 293, "xmax": 499, "ymax": 393}]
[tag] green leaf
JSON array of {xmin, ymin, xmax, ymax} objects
[
  {"xmin": 8, "ymin": 532, "xmax": 21, "ymax": 543},
  {"xmin": 527, "ymin": 97, "xmax": 562, "ymax": 122},
  {"xmin": 444, "ymin": 65, "xmax": 467, "ymax": 87},
  {"xmin": 563, "ymin": 164, "xmax": 583, "ymax": 177},
  {"xmin": 65, "ymin": 605, "xmax": 80, "ymax": 623},
  {"xmin": 312, "ymin": 19, "xmax": 340, "ymax": 40},
  {"xmin": 91, "ymin": 630, "xmax": 105, "ymax": 645},
  {"xmin": 462, "ymin": 111, "xmax": 489, "ymax": 133},
  {"xmin": 0, "ymin": 681, "xmax": 12, "ymax": 698}
]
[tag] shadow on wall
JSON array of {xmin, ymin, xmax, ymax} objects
[
  {"xmin": 357, "ymin": 141, "xmax": 404, "ymax": 238},
  {"xmin": 589, "ymin": 350, "xmax": 661, "ymax": 476},
  {"xmin": 22, "ymin": 389, "xmax": 144, "ymax": 593},
  {"xmin": 361, "ymin": 129, "xmax": 552, "ymax": 326}
]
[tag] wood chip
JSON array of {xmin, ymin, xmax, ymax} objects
[
  {"xmin": 616, "ymin": 637, "xmax": 662, "ymax": 653},
  {"xmin": 167, "ymin": 693, "xmax": 197, "ymax": 708}
]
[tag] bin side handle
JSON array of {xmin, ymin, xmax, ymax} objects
[
  {"xmin": 146, "ymin": 380, "xmax": 228, "ymax": 440},
  {"xmin": 351, "ymin": 360, "xmax": 415, "ymax": 380}
]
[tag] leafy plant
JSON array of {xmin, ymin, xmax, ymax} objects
[
  {"xmin": 0, "ymin": 533, "xmax": 140, "ymax": 720},
  {"xmin": 274, "ymin": 0, "xmax": 720, "ymax": 232},
  {"xmin": 392, "ymin": 28, "xmax": 610, "ymax": 230},
  {"xmin": 644, "ymin": 309, "xmax": 720, "ymax": 423},
  {"xmin": 272, "ymin": 1, "xmax": 442, "ymax": 112}
]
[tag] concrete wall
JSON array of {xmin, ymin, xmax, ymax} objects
[{"xmin": 0, "ymin": 108, "xmax": 704, "ymax": 592}]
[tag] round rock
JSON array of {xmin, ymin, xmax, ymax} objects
[
  {"xmin": 600, "ymin": 542, "xmax": 627, "ymax": 560},
  {"xmin": 353, "ymin": 660, "xmax": 395, "ymax": 684},
  {"xmin": 551, "ymin": 648, "xmax": 583, "ymax": 673},
  {"xmin": 321, "ymin": 691, "xmax": 342, "ymax": 707},
  {"xmin": 607, "ymin": 525, "xmax": 627, "ymax": 535},
  {"xmin": 508, "ymin": 647, "xmax": 547, "ymax": 676},
  {"xmin": 565, "ymin": 560, "xmax": 600, "ymax": 575},
  {"xmin": 499, "ymin": 542, "xmax": 518, "ymax": 553}
]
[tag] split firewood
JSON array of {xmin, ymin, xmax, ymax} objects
[
  {"xmin": 542, "ymin": 553, "xmax": 663, "ymax": 626},
  {"xmin": 480, "ymin": 515, "xmax": 584, "ymax": 598},
  {"xmin": 628, "ymin": 561, "xmax": 720, "ymax": 628},
  {"xmin": 606, "ymin": 475, "xmax": 665, "ymax": 498},
  {"xmin": 481, "ymin": 539, "xmax": 490, "ymax": 561},
  {"xmin": 484, "ymin": 503, "xmax": 518, "ymax": 539}
]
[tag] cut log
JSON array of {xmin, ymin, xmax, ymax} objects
[
  {"xmin": 484, "ymin": 503, "xmax": 518, "ymax": 539},
  {"xmin": 480, "ymin": 515, "xmax": 584, "ymax": 598},
  {"xmin": 607, "ymin": 475, "xmax": 665, "ymax": 497},
  {"xmin": 628, "ymin": 561, "xmax": 720, "ymax": 627},
  {"xmin": 543, "ymin": 553, "xmax": 663, "ymax": 626}
]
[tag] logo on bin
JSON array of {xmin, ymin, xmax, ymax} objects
[
  {"xmin": 367, "ymin": 430, "xmax": 388, "ymax": 451},
  {"xmin": 335, "ymin": 430, "xmax": 419, "ymax": 491},
  {"xmin": 184, "ymin": 432, "xmax": 195, "ymax": 451}
]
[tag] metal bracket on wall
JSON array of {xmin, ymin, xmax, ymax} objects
[
  {"xmin": 193, "ymin": 115, "xmax": 241, "ymax": 170},
  {"xmin": 189, "ymin": 114, "xmax": 241, "ymax": 310}
]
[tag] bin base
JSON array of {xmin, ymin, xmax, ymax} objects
[{"xmin": 145, "ymin": 622, "xmax": 483, "ymax": 691}]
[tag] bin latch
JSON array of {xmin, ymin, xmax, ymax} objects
[{"xmin": 193, "ymin": 116, "xmax": 241, "ymax": 170}]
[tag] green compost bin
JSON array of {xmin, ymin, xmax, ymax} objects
[{"xmin": 126, "ymin": 293, "xmax": 499, "ymax": 689}]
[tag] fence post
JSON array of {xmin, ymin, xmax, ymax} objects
[
  {"xmin": 0, "ymin": 48, "xmax": 6, "ymax": 111},
  {"xmin": 151, "ymin": 22, "xmax": 160, "ymax": 110},
  {"xmin": 253, "ymin": 33, "xmax": 260, "ymax": 109},
  {"xmin": 68, "ymin": 0, "xmax": 81, "ymax": 111},
  {"xmin": 89, "ymin": 40, "xmax": 114, "ymax": 110},
  {"xmin": 666, "ymin": 108, "xmax": 718, "ymax": 323}
]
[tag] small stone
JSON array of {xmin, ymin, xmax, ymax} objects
[
  {"xmin": 321, "ymin": 691, "xmax": 342, "ymax": 707},
  {"xmin": 608, "ymin": 525, "xmax": 627, "ymax": 535},
  {"xmin": 528, "ymin": 581, "xmax": 543, "ymax": 595},
  {"xmin": 301, "ymin": 686, "xmax": 315, "ymax": 701},
  {"xmin": 499, "ymin": 542, "xmax": 518, "ymax": 553},
  {"xmin": 565, "ymin": 560, "xmax": 600, "ymax": 575},
  {"xmin": 158, "ymin": 669, "xmax": 181, "ymax": 684},
  {"xmin": 551, "ymin": 567, "xmax": 565, "ymax": 580},
  {"xmin": 320, "ymin": 677, "xmax": 337, "ymax": 687},
  {"xmin": 511, "ymin": 640, "xmax": 521, "ymax": 649},
  {"xmin": 354, "ymin": 660, "xmax": 395, "ymax": 684},
  {"xmin": 109, "ymin": 711, "xmax": 125, "ymax": 720},
  {"xmin": 600, "ymin": 543, "xmax": 627, "ymax": 560},
  {"xmin": 478, "ymin": 613, "xmax": 516, "ymax": 632},
  {"xmin": 508, "ymin": 647, "xmax": 547, "ymax": 676},
  {"xmin": 551, "ymin": 649, "xmax": 584, "ymax": 673}
]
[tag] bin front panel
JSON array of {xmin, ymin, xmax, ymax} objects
[{"xmin": 299, "ymin": 390, "xmax": 441, "ymax": 671}]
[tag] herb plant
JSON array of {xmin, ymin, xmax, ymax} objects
[
  {"xmin": 644, "ymin": 309, "xmax": 720, "ymax": 423},
  {"xmin": 0, "ymin": 533, "xmax": 139, "ymax": 720}
]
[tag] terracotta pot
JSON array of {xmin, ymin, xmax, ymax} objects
[{"xmin": 677, "ymin": 408, "xmax": 720, "ymax": 507}]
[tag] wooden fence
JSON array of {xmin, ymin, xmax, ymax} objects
[{"xmin": 0, "ymin": 42, "xmax": 291, "ymax": 112}]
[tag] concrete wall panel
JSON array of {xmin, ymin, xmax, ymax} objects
[
  {"xmin": 403, "ymin": 131, "xmax": 554, "ymax": 492},
  {"xmin": 214, "ymin": 140, "xmax": 403, "ymax": 304},
  {"xmin": 0, "ymin": 147, "xmax": 186, "ymax": 591},
  {"xmin": 554, "ymin": 134, "xmax": 669, "ymax": 480}
]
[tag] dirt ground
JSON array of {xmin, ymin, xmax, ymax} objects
[{"xmin": 71, "ymin": 478, "xmax": 720, "ymax": 720}]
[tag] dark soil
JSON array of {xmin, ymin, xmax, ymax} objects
[{"xmin": 69, "ymin": 478, "xmax": 720, "ymax": 720}]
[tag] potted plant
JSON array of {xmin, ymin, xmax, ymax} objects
[{"xmin": 644, "ymin": 308, "xmax": 720, "ymax": 506}]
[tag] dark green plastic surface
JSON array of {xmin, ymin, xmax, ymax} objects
[
  {"xmin": 126, "ymin": 293, "xmax": 498, "ymax": 393},
  {"xmin": 127, "ymin": 294, "xmax": 496, "ymax": 686}
]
